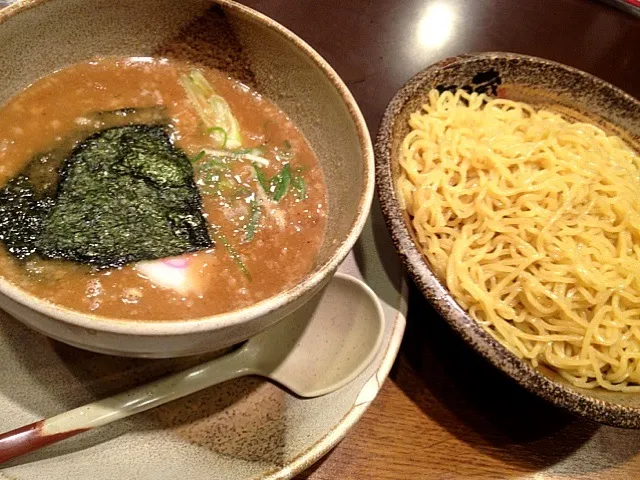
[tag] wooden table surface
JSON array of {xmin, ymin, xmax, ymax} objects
[
  {"xmin": 0, "ymin": 0, "xmax": 638, "ymax": 478},
  {"xmin": 228, "ymin": 1, "xmax": 639, "ymax": 479}
]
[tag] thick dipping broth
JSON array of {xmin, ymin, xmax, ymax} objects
[{"xmin": 0, "ymin": 58, "xmax": 327, "ymax": 320}]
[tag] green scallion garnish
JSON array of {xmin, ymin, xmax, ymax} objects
[
  {"xmin": 291, "ymin": 175, "xmax": 307, "ymax": 200},
  {"xmin": 235, "ymin": 146, "xmax": 266, "ymax": 156},
  {"xmin": 181, "ymin": 69, "xmax": 242, "ymax": 149},
  {"xmin": 194, "ymin": 153, "xmax": 233, "ymax": 196},
  {"xmin": 216, "ymin": 233, "xmax": 251, "ymax": 280},
  {"xmin": 245, "ymin": 198, "xmax": 261, "ymax": 242},
  {"xmin": 199, "ymin": 157, "xmax": 229, "ymax": 172},
  {"xmin": 253, "ymin": 162, "xmax": 304, "ymax": 202},
  {"xmin": 190, "ymin": 150, "xmax": 206, "ymax": 163},
  {"xmin": 207, "ymin": 126, "xmax": 228, "ymax": 149},
  {"xmin": 272, "ymin": 163, "xmax": 292, "ymax": 202},
  {"xmin": 254, "ymin": 164, "xmax": 270, "ymax": 193}
]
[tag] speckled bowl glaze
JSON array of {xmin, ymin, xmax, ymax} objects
[
  {"xmin": 0, "ymin": 0, "xmax": 374, "ymax": 357},
  {"xmin": 376, "ymin": 52, "xmax": 640, "ymax": 428},
  {"xmin": 0, "ymin": 225, "xmax": 408, "ymax": 479}
]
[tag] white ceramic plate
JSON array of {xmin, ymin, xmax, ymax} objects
[{"xmin": 0, "ymin": 201, "xmax": 408, "ymax": 479}]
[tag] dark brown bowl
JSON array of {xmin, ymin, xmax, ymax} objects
[{"xmin": 375, "ymin": 52, "xmax": 640, "ymax": 428}]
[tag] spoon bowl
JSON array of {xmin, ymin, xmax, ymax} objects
[
  {"xmin": 0, "ymin": 272, "xmax": 384, "ymax": 464},
  {"xmin": 247, "ymin": 272, "xmax": 385, "ymax": 397}
]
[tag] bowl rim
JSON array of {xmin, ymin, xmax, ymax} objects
[
  {"xmin": 0, "ymin": 0, "xmax": 375, "ymax": 335},
  {"xmin": 375, "ymin": 51, "xmax": 640, "ymax": 428}
]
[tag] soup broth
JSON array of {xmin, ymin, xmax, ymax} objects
[{"xmin": 0, "ymin": 58, "xmax": 327, "ymax": 320}]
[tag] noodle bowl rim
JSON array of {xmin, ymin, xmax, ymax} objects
[{"xmin": 375, "ymin": 51, "xmax": 640, "ymax": 428}]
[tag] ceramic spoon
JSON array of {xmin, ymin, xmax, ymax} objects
[{"xmin": 0, "ymin": 272, "xmax": 384, "ymax": 465}]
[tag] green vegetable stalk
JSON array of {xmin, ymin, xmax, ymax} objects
[{"xmin": 181, "ymin": 69, "xmax": 242, "ymax": 149}]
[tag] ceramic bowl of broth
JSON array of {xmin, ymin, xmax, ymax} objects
[{"xmin": 0, "ymin": 0, "xmax": 373, "ymax": 357}]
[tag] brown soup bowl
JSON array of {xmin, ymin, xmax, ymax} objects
[
  {"xmin": 0, "ymin": 0, "xmax": 374, "ymax": 358},
  {"xmin": 376, "ymin": 52, "xmax": 640, "ymax": 428}
]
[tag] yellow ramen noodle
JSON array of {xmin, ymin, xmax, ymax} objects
[{"xmin": 398, "ymin": 89, "xmax": 640, "ymax": 392}]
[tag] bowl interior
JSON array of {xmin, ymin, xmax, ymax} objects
[
  {"xmin": 377, "ymin": 52, "xmax": 640, "ymax": 427},
  {"xmin": 0, "ymin": 0, "xmax": 371, "ymax": 320}
]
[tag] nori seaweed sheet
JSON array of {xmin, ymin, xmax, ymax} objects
[
  {"xmin": 0, "ymin": 124, "xmax": 212, "ymax": 268},
  {"xmin": 0, "ymin": 151, "xmax": 65, "ymax": 258}
]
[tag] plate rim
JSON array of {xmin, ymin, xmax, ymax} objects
[{"xmin": 260, "ymin": 278, "xmax": 408, "ymax": 480}]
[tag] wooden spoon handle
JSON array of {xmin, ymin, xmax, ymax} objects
[
  {"xmin": 0, "ymin": 421, "xmax": 88, "ymax": 464},
  {"xmin": 0, "ymin": 351, "xmax": 250, "ymax": 465}
]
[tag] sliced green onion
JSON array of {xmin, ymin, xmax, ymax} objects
[
  {"xmin": 234, "ymin": 146, "xmax": 265, "ymax": 156},
  {"xmin": 216, "ymin": 233, "xmax": 251, "ymax": 280},
  {"xmin": 181, "ymin": 69, "xmax": 242, "ymax": 149},
  {"xmin": 194, "ymin": 153, "xmax": 234, "ymax": 196},
  {"xmin": 244, "ymin": 198, "xmax": 261, "ymax": 242},
  {"xmin": 202, "ymin": 148, "xmax": 270, "ymax": 167},
  {"xmin": 190, "ymin": 150, "xmax": 206, "ymax": 163},
  {"xmin": 254, "ymin": 164, "xmax": 270, "ymax": 194},
  {"xmin": 272, "ymin": 164, "xmax": 292, "ymax": 202},
  {"xmin": 249, "ymin": 147, "xmax": 266, "ymax": 157},
  {"xmin": 254, "ymin": 163, "xmax": 298, "ymax": 201},
  {"xmin": 218, "ymin": 179, "xmax": 234, "ymax": 192},
  {"xmin": 277, "ymin": 141, "xmax": 293, "ymax": 162},
  {"xmin": 238, "ymin": 153, "xmax": 270, "ymax": 166},
  {"xmin": 206, "ymin": 126, "xmax": 228, "ymax": 149},
  {"xmin": 231, "ymin": 186, "xmax": 252, "ymax": 197},
  {"xmin": 198, "ymin": 157, "xmax": 229, "ymax": 172},
  {"xmin": 292, "ymin": 175, "xmax": 307, "ymax": 200}
]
